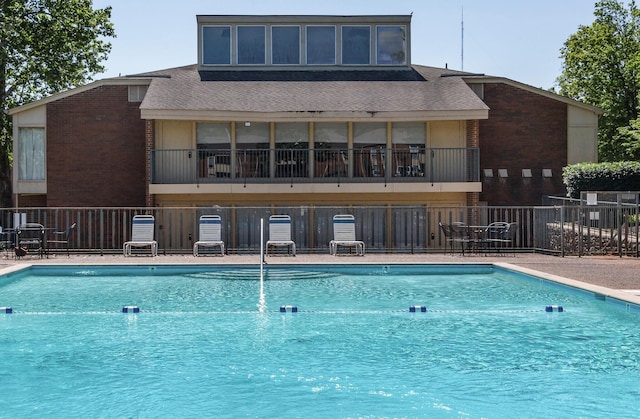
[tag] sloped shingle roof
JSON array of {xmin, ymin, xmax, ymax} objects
[{"xmin": 136, "ymin": 64, "xmax": 489, "ymax": 116}]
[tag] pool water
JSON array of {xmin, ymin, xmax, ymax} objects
[{"xmin": 0, "ymin": 264, "xmax": 639, "ymax": 418}]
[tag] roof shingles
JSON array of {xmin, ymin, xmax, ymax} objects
[{"xmin": 140, "ymin": 64, "xmax": 489, "ymax": 114}]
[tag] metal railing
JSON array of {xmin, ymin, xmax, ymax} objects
[
  {"xmin": 150, "ymin": 147, "xmax": 480, "ymax": 184},
  {"xmin": 1, "ymin": 204, "xmax": 637, "ymax": 257},
  {"xmin": 539, "ymin": 195, "xmax": 640, "ymax": 257}
]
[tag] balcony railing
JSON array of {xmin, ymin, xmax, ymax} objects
[{"xmin": 150, "ymin": 147, "xmax": 480, "ymax": 184}]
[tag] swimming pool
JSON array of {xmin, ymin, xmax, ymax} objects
[{"xmin": 1, "ymin": 264, "xmax": 639, "ymax": 418}]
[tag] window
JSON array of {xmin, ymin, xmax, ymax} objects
[
  {"xmin": 236, "ymin": 122, "xmax": 269, "ymax": 145},
  {"xmin": 376, "ymin": 25, "xmax": 406, "ymax": 65},
  {"xmin": 200, "ymin": 18, "xmax": 412, "ymax": 69},
  {"xmin": 197, "ymin": 123, "xmax": 231, "ymax": 145},
  {"xmin": 272, "ymin": 26, "xmax": 300, "ymax": 65},
  {"xmin": 353, "ymin": 122, "xmax": 386, "ymax": 144},
  {"xmin": 275, "ymin": 122, "xmax": 308, "ymax": 145},
  {"xmin": 306, "ymin": 26, "xmax": 336, "ymax": 65},
  {"xmin": 314, "ymin": 122, "xmax": 348, "ymax": 145},
  {"xmin": 342, "ymin": 26, "xmax": 370, "ymax": 65},
  {"xmin": 470, "ymin": 83, "xmax": 484, "ymax": 100},
  {"xmin": 237, "ymin": 26, "xmax": 265, "ymax": 65},
  {"xmin": 128, "ymin": 85, "xmax": 148, "ymax": 102},
  {"xmin": 202, "ymin": 26, "xmax": 231, "ymax": 65},
  {"xmin": 18, "ymin": 128, "xmax": 45, "ymax": 181},
  {"xmin": 391, "ymin": 122, "xmax": 424, "ymax": 144}
]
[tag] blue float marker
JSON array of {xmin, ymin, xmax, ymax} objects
[
  {"xmin": 545, "ymin": 305, "xmax": 564, "ymax": 312},
  {"xmin": 0, "ymin": 307, "xmax": 13, "ymax": 314},
  {"xmin": 410, "ymin": 305, "xmax": 427, "ymax": 312},
  {"xmin": 122, "ymin": 306, "xmax": 140, "ymax": 313},
  {"xmin": 279, "ymin": 305, "xmax": 298, "ymax": 313}
]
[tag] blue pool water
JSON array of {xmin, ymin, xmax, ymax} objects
[{"xmin": 0, "ymin": 264, "xmax": 639, "ymax": 418}]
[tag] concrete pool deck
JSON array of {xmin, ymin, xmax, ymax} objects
[{"xmin": 2, "ymin": 252, "xmax": 638, "ymax": 291}]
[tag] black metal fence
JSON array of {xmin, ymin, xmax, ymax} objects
[{"xmin": 1, "ymin": 204, "xmax": 638, "ymax": 256}]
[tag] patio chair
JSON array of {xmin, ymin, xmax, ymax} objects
[
  {"xmin": 193, "ymin": 215, "xmax": 225, "ymax": 256},
  {"xmin": 0, "ymin": 226, "xmax": 14, "ymax": 258},
  {"xmin": 265, "ymin": 214, "xmax": 296, "ymax": 256},
  {"xmin": 438, "ymin": 222, "xmax": 455, "ymax": 254},
  {"xmin": 489, "ymin": 222, "xmax": 518, "ymax": 255},
  {"xmin": 329, "ymin": 214, "xmax": 365, "ymax": 256},
  {"xmin": 370, "ymin": 147, "xmax": 383, "ymax": 176},
  {"xmin": 439, "ymin": 222, "xmax": 471, "ymax": 255},
  {"xmin": 123, "ymin": 215, "xmax": 158, "ymax": 256},
  {"xmin": 47, "ymin": 222, "xmax": 77, "ymax": 257},
  {"xmin": 478, "ymin": 222, "xmax": 510, "ymax": 254},
  {"xmin": 16, "ymin": 223, "xmax": 46, "ymax": 258}
]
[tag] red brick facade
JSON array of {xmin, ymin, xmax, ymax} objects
[
  {"xmin": 466, "ymin": 119, "xmax": 480, "ymax": 208},
  {"xmin": 479, "ymin": 83, "xmax": 568, "ymax": 206},
  {"xmin": 145, "ymin": 119, "xmax": 155, "ymax": 207},
  {"xmin": 46, "ymin": 85, "xmax": 147, "ymax": 207},
  {"xmin": 19, "ymin": 80, "xmax": 574, "ymax": 208}
]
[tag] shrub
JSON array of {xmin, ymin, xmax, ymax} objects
[{"xmin": 562, "ymin": 161, "xmax": 640, "ymax": 198}]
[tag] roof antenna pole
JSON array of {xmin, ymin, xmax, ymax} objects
[{"xmin": 461, "ymin": 5, "xmax": 464, "ymax": 71}]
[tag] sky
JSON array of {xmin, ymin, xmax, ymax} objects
[{"xmin": 91, "ymin": 0, "xmax": 599, "ymax": 89}]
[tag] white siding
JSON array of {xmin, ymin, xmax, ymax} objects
[{"xmin": 567, "ymin": 105, "xmax": 598, "ymax": 164}]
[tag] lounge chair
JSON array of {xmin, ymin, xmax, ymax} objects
[
  {"xmin": 329, "ymin": 214, "xmax": 365, "ymax": 255},
  {"xmin": 265, "ymin": 214, "xmax": 296, "ymax": 256},
  {"xmin": 123, "ymin": 215, "xmax": 158, "ymax": 256},
  {"xmin": 193, "ymin": 215, "xmax": 225, "ymax": 256}
]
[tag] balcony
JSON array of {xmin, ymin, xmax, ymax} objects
[{"xmin": 151, "ymin": 147, "xmax": 480, "ymax": 186}]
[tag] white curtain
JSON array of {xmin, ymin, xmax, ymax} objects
[{"xmin": 18, "ymin": 127, "xmax": 45, "ymax": 180}]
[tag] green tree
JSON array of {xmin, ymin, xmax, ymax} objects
[
  {"xmin": 557, "ymin": 0, "xmax": 640, "ymax": 162},
  {"xmin": 0, "ymin": 0, "xmax": 114, "ymax": 207}
]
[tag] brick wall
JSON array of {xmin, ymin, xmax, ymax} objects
[
  {"xmin": 145, "ymin": 119, "xmax": 155, "ymax": 207},
  {"xmin": 479, "ymin": 83, "xmax": 567, "ymax": 206},
  {"xmin": 16, "ymin": 194, "xmax": 47, "ymax": 207},
  {"xmin": 466, "ymin": 119, "xmax": 479, "ymax": 207},
  {"xmin": 46, "ymin": 85, "xmax": 147, "ymax": 207}
]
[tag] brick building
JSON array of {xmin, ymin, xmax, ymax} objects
[{"xmin": 9, "ymin": 14, "xmax": 601, "ymax": 211}]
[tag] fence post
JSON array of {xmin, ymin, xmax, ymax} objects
[
  {"xmin": 617, "ymin": 199, "xmax": 622, "ymax": 258},
  {"xmin": 99, "ymin": 209, "xmax": 104, "ymax": 256},
  {"xmin": 560, "ymin": 206, "xmax": 565, "ymax": 257}
]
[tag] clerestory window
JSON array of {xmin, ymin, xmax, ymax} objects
[
  {"xmin": 272, "ymin": 26, "xmax": 300, "ymax": 65},
  {"xmin": 237, "ymin": 26, "xmax": 266, "ymax": 65},
  {"xmin": 376, "ymin": 25, "xmax": 406, "ymax": 65},
  {"xmin": 342, "ymin": 26, "xmax": 370, "ymax": 65},
  {"xmin": 198, "ymin": 16, "xmax": 410, "ymax": 68},
  {"xmin": 306, "ymin": 26, "xmax": 336, "ymax": 65},
  {"xmin": 202, "ymin": 26, "xmax": 231, "ymax": 65}
]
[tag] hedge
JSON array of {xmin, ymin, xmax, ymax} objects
[{"xmin": 562, "ymin": 161, "xmax": 640, "ymax": 199}]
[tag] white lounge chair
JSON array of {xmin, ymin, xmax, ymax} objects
[
  {"xmin": 329, "ymin": 214, "xmax": 365, "ymax": 255},
  {"xmin": 123, "ymin": 214, "xmax": 157, "ymax": 256},
  {"xmin": 265, "ymin": 214, "xmax": 296, "ymax": 256},
  {"xmin": 193, "ymin": 215, "xmax": 225, "ymax": 256}
]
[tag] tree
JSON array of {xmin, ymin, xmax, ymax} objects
[
  {"xmin": 556, "ymin": 0, "xmax": 640, "ymax": 162},
  {"xmin": 0, "ymin": 0, "xmax": 114, "ymax": 207}
]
